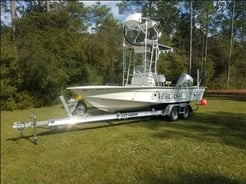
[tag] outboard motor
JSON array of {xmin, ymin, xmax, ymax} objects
[{"xmin": 176, "ymin": 73, "xmax": 193, "ymax": 87}]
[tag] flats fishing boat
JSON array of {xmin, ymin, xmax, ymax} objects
[
  {"xmin": 13, "ymin": 13, "xmax": 207, "ymax": 144},
  {"xmin": 67, "ymin": 13, "xmax": 206, "ymax": 113}
]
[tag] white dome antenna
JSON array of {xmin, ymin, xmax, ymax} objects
[{"xmin": 122, "ymin": 13, "xmax": 142, "ymax": 28}]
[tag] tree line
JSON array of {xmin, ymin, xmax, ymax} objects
[{"xmin": 1, "ymin": 0, "xmax": 245, "ymax": 110}]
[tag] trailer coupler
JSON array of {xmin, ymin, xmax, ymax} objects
[{"xmin": 13, "ymin": 112, "xmax": 49, "ymax": 145}]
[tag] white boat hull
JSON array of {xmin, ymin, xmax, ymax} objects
[
  {"xmin": 67, "ymin": 86, "xmax": 205, "ymax": 112},
  {"xmin": 67, "ymin": 14, "xmax": 207, "ymax": 113}
]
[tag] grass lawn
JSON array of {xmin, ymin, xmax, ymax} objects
[{"xmin": 1, "ymin": 95, "xmax": 246, "ymax": 184}]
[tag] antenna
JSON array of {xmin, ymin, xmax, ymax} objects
[{"xmin": 122, "ymin": 13, "xmax": 142, "ymax": 28}]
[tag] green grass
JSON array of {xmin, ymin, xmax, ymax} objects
[{"xmin": 1, "ymin": 96, "xmax": 246, "ymax": 184}]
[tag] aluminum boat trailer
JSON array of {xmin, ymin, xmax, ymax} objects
[{"xmin": 12, "ymin": 96, "xmax": 201, "ymax": 144}]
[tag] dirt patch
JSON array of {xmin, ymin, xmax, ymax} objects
[
  {"xmin": 207, "ymin": 89, "xmax": 246, "ymax": 94},
  {"xmin": 206, "ymin": 89, "xmax": 246, "ymax": 101}
]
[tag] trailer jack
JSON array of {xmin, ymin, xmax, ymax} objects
[{"xmin": 13, "ymin": 112, "xmax": 38, "ymax": 144}]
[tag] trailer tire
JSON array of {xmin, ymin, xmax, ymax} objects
[
  {"xmin": 169, "ymin": 106, "xmax": 179, "ymax": 121},
  {"xmin": 180, "ymin": 105, "xmax": 191, "ymax": 119},
  {"xmin": 74, "ymin": 101, "xmax": 87, "ymax": 116}
]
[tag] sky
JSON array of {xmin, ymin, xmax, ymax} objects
[
  {"xmin": 1, "ymin": 1, "xmax": 130, "ymax": 26},
  {"xmin": 83, "ymin": 1, "xmax": 127, "ymax": 21}
]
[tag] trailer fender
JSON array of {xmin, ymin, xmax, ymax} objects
[
  {"xmin": 162, "ymin": 104, "xmax": 177, "ymax": 116},
  {"xmin": 161, "ymin": 103, "xmax": 190, "ymax": 117}
]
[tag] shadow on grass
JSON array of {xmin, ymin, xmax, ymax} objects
[
  {"xmin": 6, "ymin": 134, "xmax": 36, "ymax": 144},
  {"xmin": 7, "ymin": 110, "xmax": 246, "ymax": 148},
  {"xmin": 140, "ymin": 172, "xmax": 242, "ymax": 184},
  {"xmin": 144, "ymin": 111, "xmax": 246, "ymax": 149}
]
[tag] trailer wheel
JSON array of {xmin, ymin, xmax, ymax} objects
[
  {"xmin": 180, "ymin": 105, "xmax": 191, "ymax": 119},
  {"xmin": 169, "ymin": 106, "xmax": 179, "ymax": 121},
  {"xmin": 74, "ymin": 101, "xmax": 87, "ymax": 116}
]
